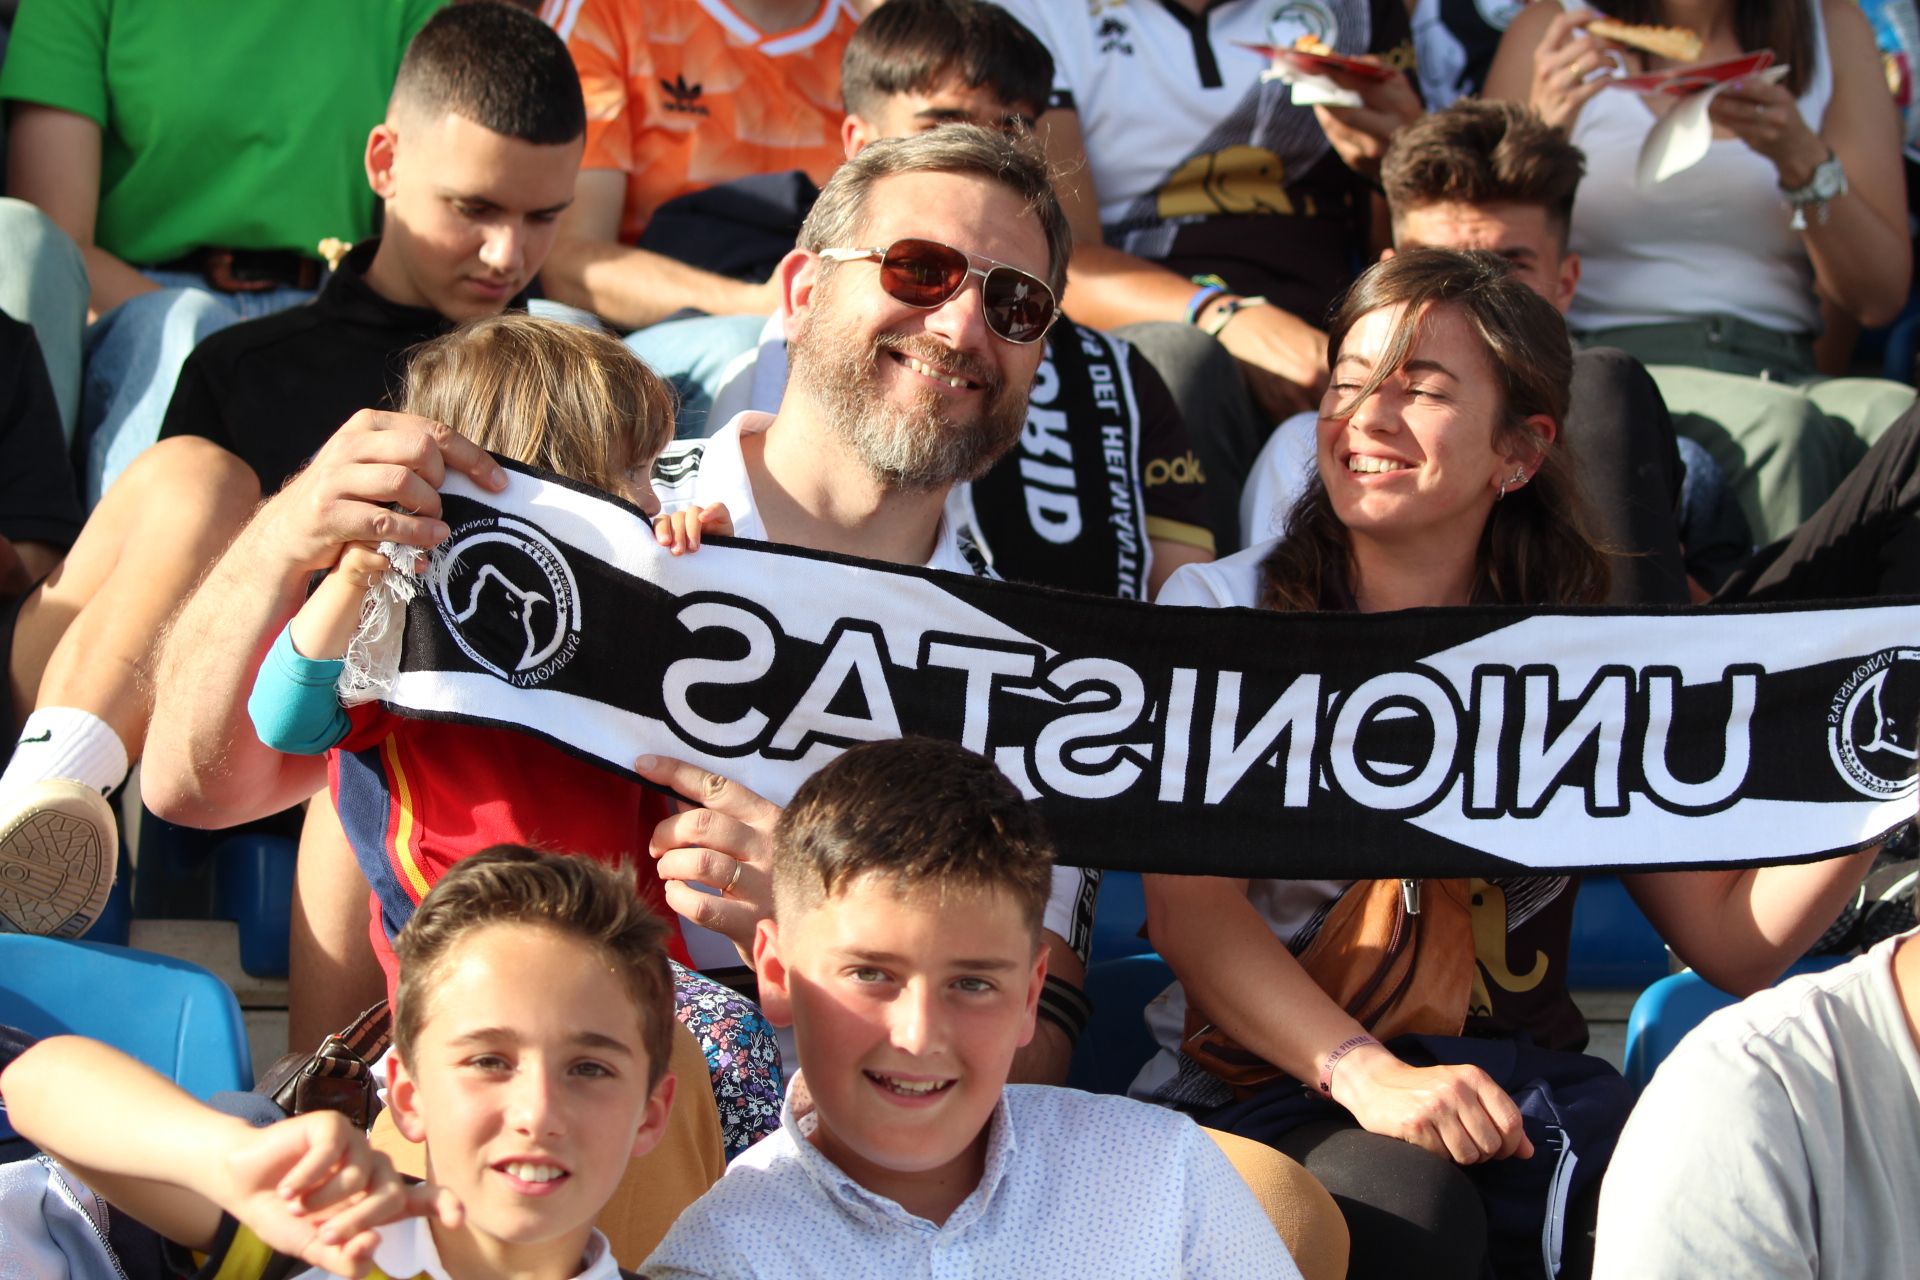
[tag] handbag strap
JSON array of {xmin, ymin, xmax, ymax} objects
[{"xmin": 333, "ymin": 1001, "xmax": 392, "ymax": 1063}]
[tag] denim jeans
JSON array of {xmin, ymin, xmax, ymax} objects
[
  {"xmin": 82, "ymin": 270, "xmax": 314, "ymax": 505},
  {"xmin": 624, "ymin": 313, "xmax": 768, "ymax": 439},
  {"xmin": 0, "ymin": 199, "xmax": 89, "ymax": 442}
]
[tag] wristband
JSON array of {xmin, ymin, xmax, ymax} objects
[
  {"xmin": 1037, "ymin": 973, "xmax": 1093, "ymax": 1047},
  {"xmin": 1202, "ymin": 294, "xmax": 1269, "ymax": 337},
  {"xmin": 1184, "ymin": 282, "xmax": 1229, "ymax": 327},
  {"xmin": 1317, "ymin": 1033, "xmax": 1380, "ymax": 1097}
]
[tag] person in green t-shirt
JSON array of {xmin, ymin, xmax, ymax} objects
[{"xmin": 0, "ymin": 0, "xmax": 444, "ymax": 503}]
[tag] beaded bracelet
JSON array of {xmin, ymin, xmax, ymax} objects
[{"xmin": 1317, "ymin": 1033, "xmax": 1381, "ymax": 1097}]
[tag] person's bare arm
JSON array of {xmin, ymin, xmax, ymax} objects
[
  {"xmin": 540, "ymin": 171, "xmax": 781, "ymax": 329},
  {"xmin": 1146, "ymin": 874, "xmax": 1532, "ymax": 1164},
  {"xmin": 1624, "ymin": 846, "xmax": 1877, "ymax": 996},
  {"xmin": 144, "ymin": 411, "xmax": 506, "ymax": 827},
  {"xmin": 289, "ymin": 797, "xmax": 390, "ymax": 1055},
  {"xmin": 7, "ymin": 105, "xmax": 159, "ymax": 318},
  {"xmin": 1705, "ymin": 1, "xmax": 1911, "ymax": 328},
  {"xmin": 1036, "ymin": 108, "xmax": 1325, "ymax": 421},
  {"xmin": 1311, "ymin": 63, "xmax": 1424, "ymax": 180},
  {"xmin": 2, "ymin": 1037, "xmax": 456, "ymax": 1273},
  {"xmin": 289, "ymin": 547, "xmax": 392, "ymax": 660}
]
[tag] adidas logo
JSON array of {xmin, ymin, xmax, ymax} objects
[{"xmin": 661, "ymin": 75, "xmax": 710, "ymax": 116}]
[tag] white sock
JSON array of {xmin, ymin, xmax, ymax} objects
[{"xmin": 1, "ymin": 707, "xmax": 131, "ymax": 796}]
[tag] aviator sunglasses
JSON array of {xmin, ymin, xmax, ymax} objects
[{"xmin": 818, "ymin": 237, "xmax": 1059, "ymax": 345}]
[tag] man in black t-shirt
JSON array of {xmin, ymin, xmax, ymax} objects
[{"xmin": 158, "ymin": 5, "xmax": 584, "ymax": 494}]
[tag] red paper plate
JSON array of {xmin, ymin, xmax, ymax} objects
[
  {"xmin": 1233, "ymin": 40, "xmax": 1398, "ymax": 83},
  {"xmin": 1604, "ymin": 49, "xmax": 1775, "ymax": 95}
]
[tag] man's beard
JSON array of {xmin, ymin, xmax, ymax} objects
[{"xmin": 789, "ymin": 299, "xmax": 1029, "ymax": 494}]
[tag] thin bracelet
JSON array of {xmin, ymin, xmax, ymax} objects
[
  {"xmin": 1317, "ymin": 1033, "xmax": 1380, "ymax": 1096},
  {"xmin": 1184, "ymin": 283, "xmax": 1229, "ymax": 326},
  {"xmin": 1203, "ymin": 294, "xmax": 1269, "ymax": 337}
]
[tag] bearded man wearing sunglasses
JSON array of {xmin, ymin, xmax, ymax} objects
[
  {"xmin": 635, "ymin": 128, "xmax": 1101, "ymax": 1086},
  {"xmin": 667, "ymin": 0, "xmax": 1216, "ymax": 603},
  {"xmin": 648, "ymin": 125, "xmax": 1066, "ymax": 566}
]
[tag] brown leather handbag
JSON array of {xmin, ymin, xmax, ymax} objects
[
  {"xmin": 255, "ymin": 1001, "xmax": 392, "ymax": 1129},
  {"xmin": 1183, "ymin": 878, "xmax": 1477, "ymax": 1094}
]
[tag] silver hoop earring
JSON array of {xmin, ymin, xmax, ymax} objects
[{"xmin": 1497, "ymin": 467, "xmax": 1527, "ymax": 500}]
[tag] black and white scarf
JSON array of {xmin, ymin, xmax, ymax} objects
[
  {"xmin": 955, "ymin": 324, "xmax": 1151, "ymax": 599},
  {"xmin": 375, "ymin": 462, "xmax": 1920, "ymax": 879}
]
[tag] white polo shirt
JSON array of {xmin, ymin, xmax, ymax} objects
[{"xmin": 652, "ymin": 413, "xmax": 1101, "ymax": 964}]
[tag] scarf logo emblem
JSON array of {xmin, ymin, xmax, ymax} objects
[
  {"xmin": 428, "ymin": 516, "xmax": 581, "ymax": 689},
  {"xmin": 1828, "ymin": 647, "xmax": 1920, "ymax": 799}
]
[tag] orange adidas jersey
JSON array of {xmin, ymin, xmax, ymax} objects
[{"xmin": 544, "ymin": 0, "xmax": 857, "ymax": 243}]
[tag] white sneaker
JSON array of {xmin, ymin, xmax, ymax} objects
[{"xmin": 0, "ymin": 779, "xmax": 118, "ymax": 938}]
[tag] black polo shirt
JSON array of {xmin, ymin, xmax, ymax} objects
[{"xmin": 159, "ymin": 240, "xmax": 524, "ymax": 493}]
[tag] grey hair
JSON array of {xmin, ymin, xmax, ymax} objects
[{"xmin": 798, "ymin": 124, "xmax": 1071, "ymax": 297}]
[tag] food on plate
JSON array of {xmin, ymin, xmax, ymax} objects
[{"xmin": 1585, "ymin": 18, "xmax": 1705, "ymax": 64}]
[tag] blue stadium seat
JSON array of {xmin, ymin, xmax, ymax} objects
[
  {"xmin": 0, "ymin": 935, "xmax": 252, "ymax": 1101},
  {"xmin": 1067, "ymin": 951, "xmax": 1173, "ymax": 1095},
  {"xmin": 214, "ymin": 833, "xmax": 296, "ymax": 979},
  {"xmin": 1089, "ymin": 870, "xmax": 1152, "ymax": 965},
  {"xmin": 1621, "ymin": 955, "xmax": 1849, "ymax": 1092},
  {"xmin": 1568, "ymin": 874, "xmax": 1669, "ymax": 989}
]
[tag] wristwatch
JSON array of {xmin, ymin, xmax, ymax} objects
[{"xmin": 1781, "ymin": 150, "xmax": 1848, "ymax": 231}]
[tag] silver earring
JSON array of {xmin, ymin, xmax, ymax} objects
[{"xmin": 1498, "ymin": 467, "xmax": 1527, "ymax": 500}]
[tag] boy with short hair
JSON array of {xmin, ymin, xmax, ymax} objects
[
  {"xmin": 641, "ymin": 738, "xmax": 1299, "ymax": 1278},
  {"xmin": 1, "ymin": 846, "xmax": 681, "ymax": 1279},
  {"xmin": 160, "ymin": 0, "xmax": 587, "ymax": 494}
]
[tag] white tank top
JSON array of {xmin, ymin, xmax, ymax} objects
[{"xmin": 1564, "ymin": 2, "xmax": 1834, "ymax": 335}]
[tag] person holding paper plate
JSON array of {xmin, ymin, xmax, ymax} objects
[
  {"xmin": 1484, "ymin": 1, "xmax": 1915, "ymax": 548},
  {"xmin": 1136, "ymin": 248, "xmax": 1878, "ymax": 1280}
]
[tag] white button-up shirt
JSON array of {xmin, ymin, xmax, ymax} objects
[{"xmin": 641, "ymin": 1084, "xmax": 1301, "ymax": 1279}]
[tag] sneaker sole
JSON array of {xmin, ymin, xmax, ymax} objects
[{"xmin": 0, "ymin": 797, "xmax": 114, "ymax": 939}]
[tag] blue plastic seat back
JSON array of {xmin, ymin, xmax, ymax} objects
[
  {"xmin": 1089, "ymin": 870, "xmax": 1152, "ymax": 965},
  {"xmin": 1622, "ymin": 956, "xmax": 1849, "ymax": 1092},
  {"xmin": 1067, "ymin": 951, "xmax": 1174, "ymax": 1095},
  {"xmin": 0, "ymin": 935, "xmax": 252, "ymax": 1101},
  {"xmin": 1568, "ymin": 874, "xmax": 1669, "ymax": 989}
]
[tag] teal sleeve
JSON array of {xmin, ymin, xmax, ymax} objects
[{"xmin": 247, "ymin": 625, "xmax": 352, "ymax": 756}]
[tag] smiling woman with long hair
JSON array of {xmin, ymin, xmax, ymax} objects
[
  {"xmin": 1136, "ymin": 249, "xmax": 1875, "ymax": 1279},
  {"xmin": 1257, "ymin": 248, "xmax": 1607, "ymax": 615}
]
